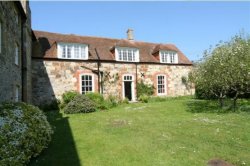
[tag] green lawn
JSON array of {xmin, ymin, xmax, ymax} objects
[{"xmin": 29, "ymin": 99, "xmax": 250, "ymax": 166}]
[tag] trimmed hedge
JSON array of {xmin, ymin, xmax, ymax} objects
[
  {"xmin": 85, "ymin": 92, "xmax": 107, "ymax": 110},
  {"xmin": 0, "ymin": 102, "xmax": 53, "ymax": 165},
  {"xmin": 62, "ymin": 91, "xmax": 79, "ymax": 104},
  {"xmin": 63, "ymin": 95, "xmax": 97, "ymax": 114}
]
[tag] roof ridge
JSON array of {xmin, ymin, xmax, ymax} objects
[{"xmin": 33, "ymin": 30, "xmax": 176, "ymax": 46}]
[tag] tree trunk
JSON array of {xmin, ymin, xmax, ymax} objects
[
  {"xmin": 232, "ymin": 92, "xmax": 239, "ymax": 111},
  {"xmin": 219, "ymin": 98, "xmax": 224, "ymax": 108},
  {"xmin": 218, "ymin": 92, "xmax": 224, "ymax": 108}
]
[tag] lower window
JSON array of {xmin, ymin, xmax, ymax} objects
[
  {"xmin": 81, "ymin": 74, "xmax": 94, "ymax": 94},
  {"xmin": 157, "ymin": 75, "xmax": 166, "ymax": 95}
]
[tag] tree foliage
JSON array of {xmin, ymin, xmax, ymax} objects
[{"xmin": 192, "ymin": 34, "xmax": 250, "ymax": 109}]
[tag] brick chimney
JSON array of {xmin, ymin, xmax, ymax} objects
[{"xmin": 127, "ymin": 29, "xmax": 134, "ymax": 40}]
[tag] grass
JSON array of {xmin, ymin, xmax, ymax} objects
[{"xmin": 29, "ymin": 98, "xmax": 250, "ymax": 166}]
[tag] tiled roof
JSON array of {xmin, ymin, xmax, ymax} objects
[{"xmin": 33, "ymin": 30, "xmax": 192, "ymax": 65}]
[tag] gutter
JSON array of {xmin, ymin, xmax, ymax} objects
[
  {"xmin": 21, "ymin": 14, "xmax": 26, "ymax": 101},
  {"xmin": 32, "ymin": 57, "xmax": 193, "ymax": 66},
  {"xmin": 95, "ymin": 48, "xmax": 104, "ymax": 94}
]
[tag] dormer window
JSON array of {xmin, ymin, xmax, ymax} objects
[
  {"xmin": 58, "ymin": 43, "xmax": 88, "ymax": 60},
  {"xmin": 115, "ymin": 47, "xmax": 139, "ymax": 62},
  {"xmin": 160, "ymin": 51, "xmax": 178, "ymax": 63}
]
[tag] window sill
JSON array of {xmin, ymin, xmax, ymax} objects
[
  {"xmin": 116, "ymin": 60, "xmax": 139, "ymax": 63},
  {"xmin": 58, "ymin": 57, "xmax": 88, "ymax": 60}
]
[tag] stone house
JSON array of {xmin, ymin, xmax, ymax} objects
[
  {"xmin": 0, "ymin": 1, "xmax": 33, "ymax": 103},
  {"xmin": 32, "ymin": 29, "xmax": 193, "ymax": 105}
]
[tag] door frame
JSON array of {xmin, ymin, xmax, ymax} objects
[{"xmin": 122, "ymin": 74, "xmax": 135, "ymax": 101}]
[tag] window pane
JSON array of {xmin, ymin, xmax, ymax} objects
[
  {"xmin": 132, "ymin": 50, "xmax": 135, "ymax": 61},
  {"xmin": 81, "ymin": 75, "xmax": 93, "ymax": 94},
  {"xmin": 81, "ymin": 46, "xmax": 85, "ymax": 59},
  {"xmin": 62, "ymin": 45, "xmax": 66, "ymax": 58},
  {"xmin": 74, "ymin": 46, "xmax": 79, "ymax": 58},
  {"xmin": 157, "ymin": 75, "xmax": 165, "ymax": 94},
  {"xmin": 67, "ymin": 46, "xmax": 71, "ymax": 58},
  {"xmin": 118, "ymin": 50, "xmax": 122, "ymax": 60},
  {"xmin": 123, "ymin": 50, "xmax": 127, "ymax": 61}
]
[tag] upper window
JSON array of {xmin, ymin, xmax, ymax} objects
[
  {"xmin": 157, "ymin": 75, "xmax": 166, "ymax": 95},
  {"xmin": 160, "ymin": 51, "xmax": 178, "ymax": 63},
  {"xmin": 58, "ymin": 43, "xmax": 88, "ymax": 60},
  {"xmin": 115, "ymin": 47, "xmax": 139, "ymax": 62},
  {"xmin": 80, "ymin": 74, "xmax": 94, "ymax": 94},
  {"xmin": 15, "ymin": 43, "xmax": 19, "ymax": 65}
]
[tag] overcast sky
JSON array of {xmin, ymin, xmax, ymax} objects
[{"xmin": 30, "ymin": 1, "xmax": 250, "ymax": 61}]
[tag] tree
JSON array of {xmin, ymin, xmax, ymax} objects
[
  {"xmin": 193, "ymin": 34, "xmax": 250, "ymax": 110},
  {"xmin": 225, "ymin": 36, "xmax": 250, "ymax": 110}
]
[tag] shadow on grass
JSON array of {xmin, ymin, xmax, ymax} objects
[
  {"xmin": 186, "ymin": 99, "xmax": 250, "ymax": 113},
  {"xmin": 186, "ymin": 99, "xmax": 221, "ymax": 113},
  {"xmin": 29, "ymin": 111, "xmax": 81, "ymax": 166}
]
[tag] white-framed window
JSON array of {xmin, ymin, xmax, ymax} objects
[
  {"xmin": 123, "ymin": 75, "xmax": 133, "ymax": 81},
  {"xmin": 15, "ymin": 86, "xmax": 19, "ymax": 102},
  {"xmin": 80, "ymin": 74, "xmax": 94, "ymax": 94},
  {"xmin": 157, "ymin": 75, "xmax": 167, "ymax": 95},
  {"xmin": 58, "ymin": 43, "xmax": 88, "ymax": 60},
  {"xmin": 115, "ymin": 47, "xmax": 139, "ymax": 62},
  {"xmin": 122, "ymin": 74, "xmax": 135, "ymax": 101},
  {"xmin": 159, "ymin": 51, "xmax": 178, "ymax": 63},
  {"xmin": 15, "ymin": 43, "xmax": 19, "ymax": 65}
]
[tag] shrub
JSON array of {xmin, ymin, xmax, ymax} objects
[
  {"xmin": 122, "ymin": 97, "xmax": 129, "ymax": 104},
  {"xmin": 85, "ymin": 92, "xmax": 108, "ymax": 110},
  {"xmin": 137, "ymin": 81, "xmax": 154, "ymax": 98},
  {"xmin": 62, "ymin": 91, "xmax": 79, "ymax": 104},
  {"xmin": 138, "ymin": 94, "xmax": 149, "ymax": 103},
  {"xmin": 0, "ymin": 102, "xmax": 53, "ymax": 165},
  {"xmin": 106, "ymin": 95, "xmax": 119, "ymax": 108},
  {"xmin": 64, "ymin": 95, "xmax": 97, "ymax": 114}
]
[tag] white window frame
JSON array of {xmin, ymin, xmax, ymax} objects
[
  {"xmin": 157, "ymin": 75, "xmax": 167, "ymax": 95},
  {"xmin": 115, "ymin": 47, "xmax": 139, "ymax": 62},
  {"xmin": 15, "ymin": 43, "xmax": 19, "ymax": 65},
  {"xmin": 80, "ymin": 74, "xmax": 94, "ymax": 94},
  {"xmin": 15, "ymin": 86, "xmax": 19, "ymax": 102},
  {"xmin": 159, "ymin": 50, "xmax": 178, "ymax": 63},
  {"xmin": 58, "ymin": 43, "xmax": 88, "ymax": 60},
  {"xmin": 122, "ymin": 74, "xmax": 136, "ymax": 101}
]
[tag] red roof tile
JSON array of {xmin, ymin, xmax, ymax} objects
[{"xmin": 33, "ymin": 30, "xmax": 192, "ymax": 65}]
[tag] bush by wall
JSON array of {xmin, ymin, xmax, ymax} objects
[
  {"xmin": 0, "ymin": 102, "xmax": 53, "ymax": 165},
  {"xmin": 137, "ymin": 81, "xmax": 154, "ymax": 99},
  {"xmin": 85, "ymin": 92, "xmax": 108, "ymax": 110},
  {"xmin": 62, "ymin": 91, "xmax": 79, "ymax": 104},
  {"xmin": 63, "ymin": 95, "xmax": 97, "ymax": 114},
  {"xmin": 138, "ymin": 94, "xmax": 149, "ymax": 103}
]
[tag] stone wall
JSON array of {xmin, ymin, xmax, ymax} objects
[
  {"xmin": 0, "ymin": 1, "xmax": 32, "ymax": 103},
  {"xmin": 0, "ymin": 2, "xmax": 22, "ymax": 102},
  {"xmin": 32, "ymin": 59, "xmax": 193, "ymax": 105}
]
